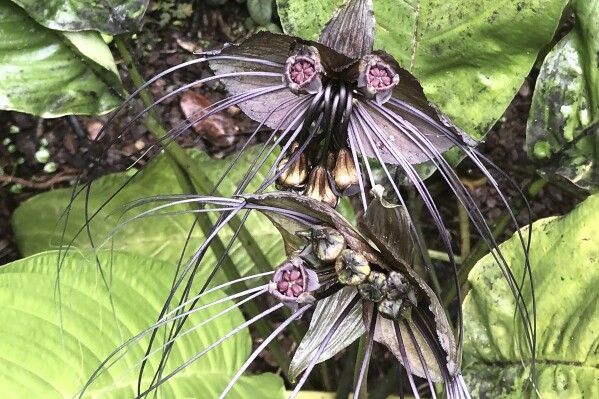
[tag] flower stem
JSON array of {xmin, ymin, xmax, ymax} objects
[
  {"xmin": 335, "ymin": 341, "xmax": 358, "ymax": 399},
  {"xmin": 458, "ymin": 200, "xmax": 471, "ymax": 259}
]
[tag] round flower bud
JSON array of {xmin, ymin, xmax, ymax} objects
[
  {"xmin": 358, "ymin": 271, "xmax": 387, "ymax": 302},
  {"xmin": 335, "ymin": 249, "xmax": 370, "ymax": 286},
  {"xmin": 312, "ymin": 227, "xmax": 346, "ymax": 263},
  {"xmin": 378, "ymin": 298, "xmax": 404, "ymax": 320}
]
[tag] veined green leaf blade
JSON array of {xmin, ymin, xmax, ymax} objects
[
  {"xmin": 463, "ymin": 194, "xmax": 599, "ymax": 398},
  {"xmin": 0, "ymin": 0, "xmax": 124, "ymax": 116},
  {"xmin": 0, "ymin": 250, "xmax": 285, "ymax": 398},
  {"xmin": 277, "ymin": 0, "xmax": 568, "ymax": 140}
]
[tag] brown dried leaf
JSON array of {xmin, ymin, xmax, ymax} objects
[{"xmin": 179, "ymin": 90, "xmax": 238, "ymax": 147}]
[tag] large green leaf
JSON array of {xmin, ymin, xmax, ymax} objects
[
  {"xmin": 526, "ymin": 0, "xmax": 599, "ymax": 192},
  {"xmin": 463, "ymin": 194, "xmax": 599, "ymax": 398},
  {"xmin": 277, "ymin": 0, "xmax": 568, "ymax": 139},
  {"xmin": 0, "ymin": 250, "xmax": 285, "ymax": 398},
  {"xmin": 0, "ymin": 0, "xmax": 124, "ymax": 116},
  {"xmin": 11, "ymin": 149, "xmax": 284, "ymax": 274},
  {"xmin": 11, "ymin": 0, "xmax": 148, "ymax": 34}
]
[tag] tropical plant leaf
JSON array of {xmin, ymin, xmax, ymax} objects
[
  {"xmin": 277, "ymin": 0, "xmax": 568, "ymax": 140},
  {"xmin": 248, "ymin": 0, "xmax": 273, "ymax": 25},
  {"xmin": 10, "ymin": 0, "xmax": 148, "ymax": 34},
  {"xmin": 11, "ymin": 149, "xmax": 284, "ymax": 275},
  {"xmin": 526, "ymin": 0, "xmax": 599, "ymax": 192},
  {"xmin": 289, "ymin": 287, "xmax": 365, "ymax": 380},
  {"xmin": 0, "ymin": 250, "xmax": 285, "ymax": 399},
  {"xmin": 0, "ymin": 0, "xmax": 124, "ymax": 116},
  {"xmin": 463, "ymin": 193, "xmax": 599, "ymax": 398}
]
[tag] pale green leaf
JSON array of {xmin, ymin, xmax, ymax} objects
[
  {"xmin": 463, "ymin": 194, "xmax": 599, "ymax": 398},
  {"xmin": 0, "ymin": 1, "xmax": 124, "ymax": 116},
  {"xmin": 10, "ymin": 0, "xmax": 148, "ymax": 34},
  {"xmin": 526, "ymin": 0, "xmax": 599, "ymax": 192},
  {"xmin": 11, "ymin": 149, "xmax": 285, "ymax": 275},
  {"xmin": 277, "ymin": 0, "xmax": 568, "ymax": 139},
  {"xmin": 0, "ymin": 250, "xmax": 285, "ymax": 398}
]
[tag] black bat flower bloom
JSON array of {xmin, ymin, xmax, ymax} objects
[
  {"xmin": 242, "ymin": 189, "xmax": 471, "ymax": 399},
  {"xmin": 64, "ymin": 0, "xmax": 537, "ymax": 397},
  {"xmin": 80, "ymin": 189, "xmax": 471, "ymax": 398}
]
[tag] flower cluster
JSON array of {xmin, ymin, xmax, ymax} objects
[
  {"xmin": 204, "ymin": 190, "xmax": 469, "ymax": 399},
  {"xmin": 71, "ymin": 0, "xmax": 536, "ymax": 398}
]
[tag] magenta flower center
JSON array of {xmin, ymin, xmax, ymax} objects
[
  {"xmin": 289, "ymin": 60, "xmax": 316, "ymax": 85},
  {"xmin": 277, "ymin": 268, "xmax": 304, "ymax": 297},
  {"xmin": 368, "ymin": 64, "xmax": 393, "ymax": 88}
]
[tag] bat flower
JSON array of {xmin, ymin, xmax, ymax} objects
[
  {"xmin": 94, "ymin": 189, "xmax": 470, "ymax": 398},
  {"xmin": 241, "ymin": 189, "xmax": 471, "ymax": 399},
  {"xmin": 126, "ymin": 0, "xmax": 532, "ymax": 349},
  {"xmin": 71, "ymin": 0, "xmax": 535, "ymax": 395},
  {"xmin": 206, "ymin": 7, "xmax": 477, "ymax": 209}
]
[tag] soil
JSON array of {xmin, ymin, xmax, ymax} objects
[{"xmin": 0, "ymin": 1, "xmax": 585, "ymax": 395}]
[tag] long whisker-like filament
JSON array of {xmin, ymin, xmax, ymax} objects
[
  {"xmin": 218, "ymin": 304, "xmax": 313, "ymax": 399},
  {"xmin": 76, "ymin": 278, "xmax": 271, "ymax": 398},
  {"xmin": 365, "ymin": 101, "xmax": 535, "ymax": 362},
  {"xmin": 289, "ymin": 294, "xmax": 361, "ymax": 399},
  {"xmin": 403, "ymin": 321, "xmax": 437, "ymax": 399},
  {"xmin": 136, "ymin": 302, "xmax": 285, "ymax": 398},
  {"xmin": 353, "ymin": 306, "xmax": 377, "ymax": 396},
  {"xmin": 393, "ymin": 321, "xmax": 421, "ymax": 399}
]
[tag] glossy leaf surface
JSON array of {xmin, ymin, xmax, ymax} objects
[
  {"xmin": 526, "ymin": 0, "xmax": 599, "ymax": 192},
  {"xmin": 463, "ymin": 194, "xmax": 599, "ymax": 398},
  {"xmin": 0, "ymin": 250, "xmax": 285, "ymax": 398},
  {"xmin": 278, "ymin": 0, "xmax": 568, "ymax": 139},
  {"xmin": 0, "ymin": 1, "xmax": 124, "ymax": 116},
  {"xmin": 12, "ymin": 149, "xmax": 284, "ymax": 276},
  {"xmin": 11, "ymin": 0, "xmax": 148, "ymax": 34}
]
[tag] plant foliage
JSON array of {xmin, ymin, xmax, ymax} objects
[
  {"xmin": 463, "ymin": 193, "xmax": 599, "ymax": 398},
  {"xmin": 277, "ymin": 0, "xmax": 568, "ymax": 139},
  {"xmin": 527, "ymin": 0, "xmax": 599, "ymax": 192},
  {"xmin": 0, "ymin": 250, "xmax": 285, "ymax": 398}
]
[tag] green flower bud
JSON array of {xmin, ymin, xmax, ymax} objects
[
  {"xmin": 335, "ymin": 249, "xmax": 370, "ymax": 286},
  {"xmin": 378, "ymin": 297, "xmax": 403, "ymax": 320},
  {"xmin": 358, "ymin": 271, "xmax": 387, "ymax": 302},
  {"xmin": 385, "ymin": 271, "xmax": 410, "ymax": 300},
  {"xmin": 313, "ymin": 227, "xmax": 346, "ymax": 263}
]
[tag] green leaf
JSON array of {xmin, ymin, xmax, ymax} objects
[
  {"xmin": 463, "ymin": 193, "xmax": 599, "ymax": 398},
  {"xmin": 277, "ymin": 0, "xmax": 568, "ymax": 139},
  {"xmin": 12, "ymin": 149, "xmax": 285, "ymax": 274},
  {"xmin": 0, "ymin": 250, "xmax": 285, "ymax": 398},
  {"xmin": 0, "ymin": 1, "xmax": 124, "ymax": 116},
  {"xmin": 10, "ymin": 0, "xmax": 148, "ymax": 34},
  {"xmin": 526, "ymin": 0, "xmax": 599, "ymax": 192},
  {"xmin": 248, "ymin": 0, "xmax": 273, "ymax": 25}
]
